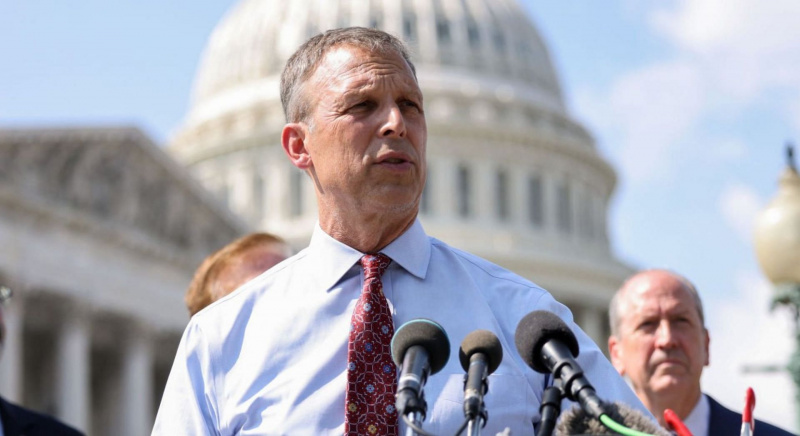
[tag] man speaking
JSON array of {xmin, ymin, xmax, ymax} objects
[{"xmin": 153, "ymin": 27, "xmax": 648, "ymax": 435}]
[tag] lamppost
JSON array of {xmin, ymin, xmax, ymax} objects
[{"xmin": 753, "ymin": 144, "xmax": 800, "ymax": 430}]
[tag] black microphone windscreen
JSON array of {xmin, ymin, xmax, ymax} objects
[
  {"xmin": 458, "ymin": 329, "xmax": 503, "ymax": 374},
  {"xmin": 555, "ymin": 402, "xmax": 670, "ymax": 436},
  {"xmin": 514, "ymin": 310, "xmax": 579, "ymax": 373},
  {"xmin": 391, "ymin": 318, "xmax": 451, "ymax": 374}
]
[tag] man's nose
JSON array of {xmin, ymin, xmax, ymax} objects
[
  {"xmin": 654, "ymin": 320, "xmax": 678, "ymax": 348},
  {"xmin": 379, "ymin": 104, "xmax": 406, "ymax": 138}
]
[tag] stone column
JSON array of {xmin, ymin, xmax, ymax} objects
[
  {"xmin": 0, "ymin": 295, "xmax": 24, "ymax": 403},
  {"xmin": 121, "ymin": 324, "xmax": 153, "ymax": 436},
  {"xmin": 413, "ymin": 0, "xmax": 437, "ymax": 63},
  {"xmin": 229, "ymin": 161, "xmax": 252, "ymax": 221},
  {"xmin": 56, "ymin": 307, "xmax": 90, "ymax": 432},
  {"xmin": 382, "ymin": 0, "xmax": 403, "ymax": 38}
]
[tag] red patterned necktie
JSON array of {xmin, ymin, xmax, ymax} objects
[{"xmin": 344, "ymin": 253, "xmax": 398, "ymax": 435}]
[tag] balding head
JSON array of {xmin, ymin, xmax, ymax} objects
[
  {"xmin": 610, "ymin": 269, "xmax": 705, "ymax": 337},
  {"xmin": 607, "ymin": 269, "xmax": 709, "ymax": 424}
]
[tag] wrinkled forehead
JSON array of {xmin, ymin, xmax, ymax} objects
[
  {"xmin": 624, "ymin": 276, "xmax": 700, "ymax": 315},
  {"xmin": 311, "ymin": 45, "xmax": 416, "ymax": 86}
]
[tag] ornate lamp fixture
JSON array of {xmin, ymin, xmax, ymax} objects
[{"xmin": 753, "ymin": 144, "xmax": 800, "ymax": 429}]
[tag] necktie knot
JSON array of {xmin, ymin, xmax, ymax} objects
[{"xmin": 360, "ymin": 253, "xmax": 391, "ymax": 280}]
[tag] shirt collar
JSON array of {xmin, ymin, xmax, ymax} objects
[
  {"xmin": 381, "ymin": 218, "xmax": 430, "ymax": 281},
  {"xmin": 307, "ymin": 218, "xmax": 431, "ymax": 292},
  {"xmin": 683, "ymin": 394, "xmax": 710, "ymax": 436}
]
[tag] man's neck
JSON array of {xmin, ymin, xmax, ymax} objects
[
  {"xmin": 319, "ymin": 207, "xmax": 417, "ymax": 253},
  {"xmin": 642, "ymin": 387, "xmax": 703, "ymax": 426}
]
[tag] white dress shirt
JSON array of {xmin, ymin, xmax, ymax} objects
[
  {"xmin": 152, "ymin": 219, "xmax": 649, "ymax": 435},
  {"xmin": 683, "ymin": 394, "xmax": 710, "ymax": 436}
]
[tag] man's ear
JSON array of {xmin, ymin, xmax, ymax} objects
[
  {"xmin": 282, "ymin": 123, "xmax": 312, "ymax": 169},
  {"xmin": 703, "ymin": 328, "xmax": 710, "ymax": 367},
  {"xmin": 608, "ymin": 335, "xmax": 626, "ymax": 376}
]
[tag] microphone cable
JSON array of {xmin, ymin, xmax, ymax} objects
[
  {"xmin": 597, "ymin": 414, "xmax": 657, "ymax": 436},
  {"xmin": 401, "ymin": 413, "xmax": 438, "ymax": 436},
  {"xmin": 452, "ymin": 417, "xmax": 470, "ymax": 436}
]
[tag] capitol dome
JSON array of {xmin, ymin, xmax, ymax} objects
[
  {"xmin": 170, "ymin": 0, "xmax": 631, "ymax": 344},
  {"xmin": 187, "ymin": 0, "xmax": 566, "ymax": 130}
]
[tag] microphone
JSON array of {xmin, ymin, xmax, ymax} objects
[
  {"xmin": 458, "ymin": 330, "xmax": 503, "ymax": 434},
  {"xmin": 663, "ymin": 409, "xmax": 693, "ymax": 436},
  {"xmin": 556, "ymin": 402, "xmax": 671, "ymax": 436},
  {"xmin": 741, "ymin": 387, "xmax": 756, "ymax": 436},
  {"xmin": 514, "ymin": 310, "xmax": 605, "ymax": 419},
  {"xmin": 391, "ymin": 319, "xmax": 450, "ymax": 420}
]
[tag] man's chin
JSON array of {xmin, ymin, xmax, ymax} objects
[
  {"xmin": 357, "ymin": 198, "xmax": 418, "ymax": 224},
  {"xmin": 368, "ymin": 188, "xmax": 420, "ymax": 211},
  {"xmin": 650, "ymin": 374, "xmax": 691, "ymax": 394}
]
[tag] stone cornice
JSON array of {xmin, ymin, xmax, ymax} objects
[
  {"xmin": 0, "ymin": 126, "xmax": 250, "ymax": 261},
  {"xmin": 0, "ymin": 185, "xmax": 199, "ymax": 270}
]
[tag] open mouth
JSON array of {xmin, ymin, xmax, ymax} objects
[{"xmin": 376, "ymin": 152, "xmax": 413, "ymax": 168}]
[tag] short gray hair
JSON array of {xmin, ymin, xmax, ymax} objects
[
  {"xmin": 280, "ymin": 27, "xmax": 416, "ymax": 123},
  {"xmin": 609, "ymin": 269, "xmax": 705, "ymax": 337}
]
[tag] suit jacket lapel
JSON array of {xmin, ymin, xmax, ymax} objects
[
  {"xmin": 0, "ymin": 396, "xmax": 34, "ymax": 436},
  {"xmin": 707, "ymin": 394, "xmax": 741, "ymax": 435}
]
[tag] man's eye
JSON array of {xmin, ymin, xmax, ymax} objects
[
  {"xmin": 400, "ymin": 100, "xmax": 421, "ymax": 111},
  {"xmin": 674, "ymin": 317, "xmax": 693, "ymax": 327},
  {"xmin": 350, "ymin": 101, "xmax": 373, "ymax": 110},
  {"xmin": 637, "ymin": 321, "xmax": 657, "ymax": 331}
]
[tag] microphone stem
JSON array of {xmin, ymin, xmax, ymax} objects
[
  {"xmin": 467, "ymin": 416, "xmax": 483, "ymax": 436},
  {"xmin": 404, "ymin": 411, "xmax": 424, "ymax": 436},
  {"xmin": 536, "ymin": 384, "xmax": 563, "ymax": 436}
]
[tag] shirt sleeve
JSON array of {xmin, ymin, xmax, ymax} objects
[
  {"xmin": 152, "ymin": 321, "xmax": 221, "ymax": 436},
  {"xmin": 538, "ymin": 293, "xmax": 655, "ymax": 421}
]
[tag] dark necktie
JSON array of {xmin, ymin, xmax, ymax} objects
[{"xmin": 344, "ymin": 253, "xmax": 398, "ymax": 435}]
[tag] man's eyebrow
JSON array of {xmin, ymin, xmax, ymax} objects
[
  {"xmin": 340, "ymin": 86, "xmax": 373, "ymax": 100},
  {"xmin": 343, "ymin": 88, "xmax": 368, "ymax": 97},
  {"xmin": 405, "ymin": 89, "xmax": 423, "ymax": 100}
]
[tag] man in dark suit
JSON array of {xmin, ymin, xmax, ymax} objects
[
  {"xmin": 0, "ymin": 396, "xmax": 83, "ymax": 436},
  {"xmin": 0, "ymin": 286, "xmax": 83, "ymax": 436},
  {"xmin": 607, "ymin": 270, "xmax": 795, "ymax": 436},
  {"xmin": 706, "ymin": 395, "xmax": 793, "ymax": 436}
]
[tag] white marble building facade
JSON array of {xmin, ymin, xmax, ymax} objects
[
  {"xmin": 0, "ymin": 128, "xmax": 247, "ymax": 435},
  {"xmin": 0, "ymin": 1, "xmax": 634, "ymax": 434}
]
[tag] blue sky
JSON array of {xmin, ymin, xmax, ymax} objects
[
  {"xmin": 2, "ymin": 0, "xmax": 798, "ymax": 431},
  {"xmin": 525, "ymin": 1, "xmax": 800, "ymax": 431}
]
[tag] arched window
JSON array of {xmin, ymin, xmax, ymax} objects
[
  {"xmin": 557, "ymin": 181, "xmax": 572, "ymax": 234},
  {"xmin": 403, "ymin": 14, "xmax": 417, "ymax": 41},
  {"xmin": 433, "ymin": 0, "xmax": 451, "ymax": 44},
  {"xmin": 578, "ymin": 189, "xmax": 594, "ymax": 240},
  {"xmin": 493, "ymin": 30, "xmax": 506, "ymax": 52},
  {"xmin": 527, "ymin": 175, "xmax": 543, "ymax": 227},
  {"xmin": 467, "ymin": 21, "xmax": 480, "ymax": 48},
  {"xmin": 457, "ymin": 164, "xmax": 471, "ymax": 217},
  {"xmin": 495, "ymin": 169, "xmax": 509, "ymax": 221},
  {"xmin": 369, "ymin": 0, "xmax": 382, "ymax": 29}
]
